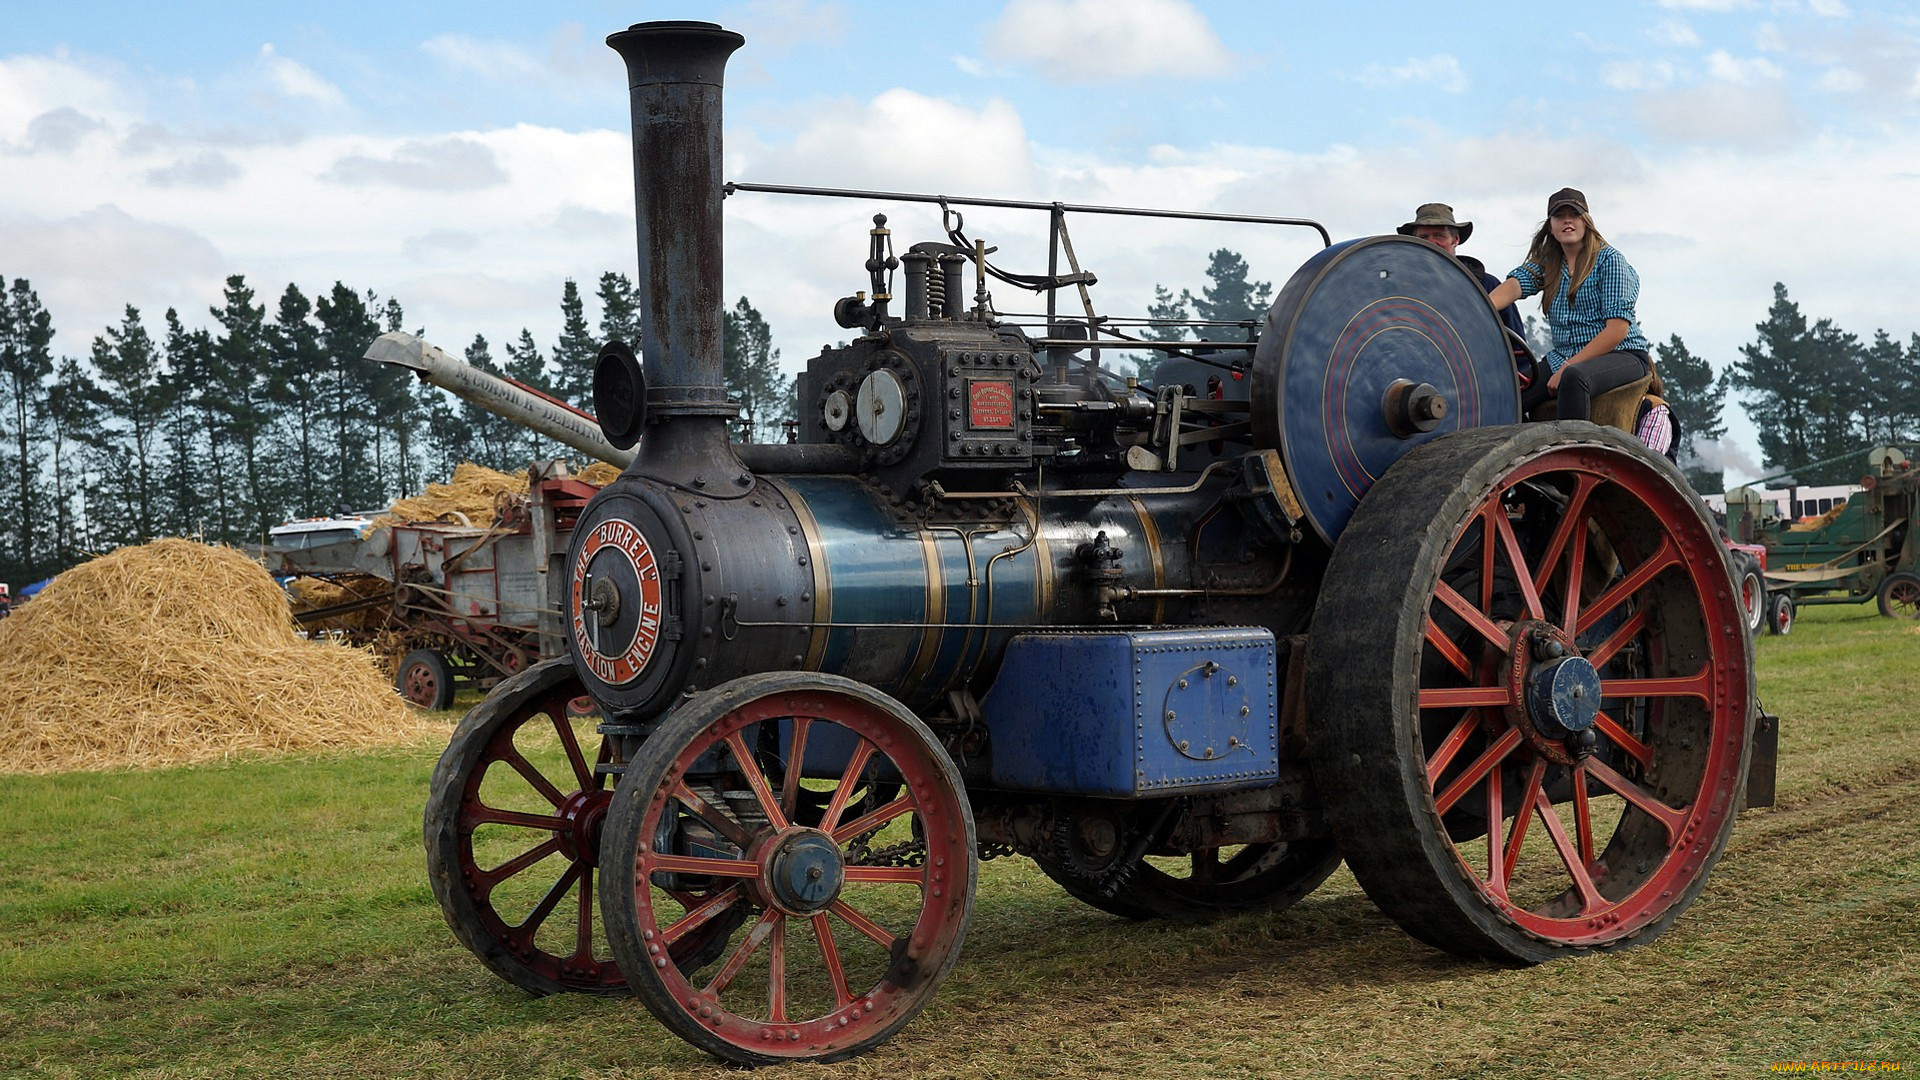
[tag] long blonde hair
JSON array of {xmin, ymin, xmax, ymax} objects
[{"xmin": 1525, "ymin": 211, "xmax": 1607, "ymax": 313}]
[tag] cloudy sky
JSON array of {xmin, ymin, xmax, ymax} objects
[{"xmin": 5, "ymin": 0, "xmax": 1917, "ymax": 483}]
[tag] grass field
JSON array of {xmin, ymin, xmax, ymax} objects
[{"xmin": 2, "ymin": 602, "xmax": 1915, "ymax": 1079}]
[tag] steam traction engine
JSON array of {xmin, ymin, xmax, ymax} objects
[{"xmin": 423, "ymin": 20, "xmax": 1770, "ymax": 1065}]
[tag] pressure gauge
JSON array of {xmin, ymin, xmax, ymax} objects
[
  {"xmin": 823, "ymin": 389, "xmax": 851, "ymax": 432},
  {"xmin": 855, "ymin": 369, "xmax": 907, "ymax": 446}
]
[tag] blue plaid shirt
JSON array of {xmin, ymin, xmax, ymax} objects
[{"xmin": 1507, "ymin": 245, "xmax": 1649, "ymax": 373}]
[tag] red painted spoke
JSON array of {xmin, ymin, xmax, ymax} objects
[
  {"xmin": 501, "ymin": 746, "xmax": 567, "ymax": 808},
  {"xmin": 1585, "ymin": 756, "xmax": 1689, "ymax": 841},
  {"xmin": 818, "ymin": 740, "xmax": 879, "ymax": 834},
  {"xmin": 1601, "ymin": 668, "xmax": 1715, "ymax": 702},
  {"xmin": 1433, "ymin": 727, "xmax": 1524, "ymax": 814},
  {"xmin": 768, "ymin": 915, "xmax": 788, "ymax": 1022},
  {"xmin": 1502, "ymin": 759, "xmax": 1548, "ymax": 882},
  {"xmin": 723, "ymin": 730, "xmax": 790, "ymax": 832},
  {"xmin": 480, "ymin": 836, "xmax": 563, "ymax": 889},
  {"xmin": 572, "ymin": 864, "xmax": 595, "ymax": 961},
  {"xmin": 842, "ymin": 865, "xmax": 927, "ymax": 885},
  {"xmin": 1434, "ymin": 579, "xmax": 1509, "ymax": 652},
  {"xmin": 812, "ymin": 913, "xmax": 854, "ymax": 1007},
  {"xmin": 1423, "ymin": 617, "xmax": 1476, "ymax": 678},
  {"xmin": 1534, "ymin": 789, "xmax": 1606, "ymax": 914},
  {"xmin": 1419, "ymin": 685, "xmax": 1514, "ymax": 710},
  {"xmin": 659, "ymin": 886, "xmax": 743, "ymax": 947},
  {"xmin": 779, "ymin": 717, "xmax": 812, "ymax": 819},
  {"xmin": 518, "ymin": 858, "xmax": 583, "ymax": 935},
  {"xmin": 1562, "ymin": 519, "xmax": 1589, "ymax": 635},
  {"xmin": 831, "ymin": 794, "xmax": 914, "ymax": 846},
  {"xmin": 1571, "ymin": 767, "xmax": 1596, "ymax": 867},
  {"xmin": 669, "ymin": 781, "xmax": 757, "ymax": 851},
  {"xmin": 1531, "ymin": 474, "xmax": 1599, "ymax": 603},
  {"xmin": 1425, "ymin": 711, "xmax": 1482, "ymax": 786},
  {"xmin": 1478, "ymin": 499, "xmax": 1498, "ymax": 611},
  {"xmin": 829, "ymin": 898, "xmax": 897, "ymax": 949},
  {"xmin": 1592, "ymin": 711, "xmax": 1654, "ymax": 767},
  {"xmin": 1483, "ymin": 759, "xmax": 1507, "ymax": 898},
  {"xmin": 1583, "ymin": 607, "xmax": 1649, "ymax": 669},
  {"xmin": 468, "ymin": 805, "xmax": 565, "ymax": 831},
  {"xmin": 645, "ymin": 853, "xmax": 763, "ymax": 879},
  {"xmin": 1577, "ymin": 536, "xmax": 1682, "ymax": 636},
  {"xmin": 1494, "ymin": 507, "xmax": 1546, "ymax": 620},
  {"xmin": 704, "ymin": 909, "xmax": 779, "ymax": 997},
  {"xmin": 550, "ymin": 710, "xmax": 594, "ymax": 791}
]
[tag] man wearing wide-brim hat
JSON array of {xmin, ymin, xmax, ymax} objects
[{"xmin": 1397, "ymin": 202, "xmax": 1525, "ymax": 344}]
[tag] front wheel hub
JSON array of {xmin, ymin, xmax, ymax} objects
[
  {"xmin": 764, "ymin": 829, "xmax": 846, "ymax": 915},
  {"xmin": 1526, "ymin": 654, "xmax": 1602, "ymax": 741}
]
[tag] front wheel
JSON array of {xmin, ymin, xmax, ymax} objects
[
  {"xmin": 1308, "ymin": 423, "xmax": 1753, "ymax": 962},
  {"xmin": 397, "ymin": 648, "xmax": 456, "ymax": 710},
  {"xmin": 599, "ymin": 672, "xmax": 975, "ymax": 1066},
  {"xmin": 1876, "ymin": 572, "xmax": 1920, "ymax": 620},
  {"xmin": 1768, "ymin": 592, "xmax": 1795, "ymax": 635}
]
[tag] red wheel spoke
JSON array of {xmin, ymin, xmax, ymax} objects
[
  {"xmin": 1585, "ymin": 756, "xmax": 1689, "ymax": 840},
  {"xmin": 704, "ymin": 909, "xmax": 780, "ymax": 997},
  {"xmin": 1502, "ymin": 759, "xmax": 1548, "ymax": 882},
  {"xmin": 811, "ymin": 913, "xmax": 854, "ymax": 1007},
  {"xmin": 1433, "ymin": 727, "xmax": 1523, "ymax": 814},
  {"xmin": 1420, "ymin": 685, "xmax": 1514, "ymax": 710},
  {"xmin": 572, "ymin": 864, "xmax": 595, "ymax": 961},
  {"xmin": 480, "ymin": 836, "xmax": 563, "ymax": 889},
  {"xmin": 669, "ymin": 781, "xmax": 757, "ymax": 850},
  {"xmin": 501, "ymin": 746, "xmax": 567, "ymax": 808},
  {"xmin": 779, "ymin": 717, "xmax": 812, "ymax": 818},
  {"xmin": 550, "ymin": 709, "xmax": 594, "ymax": 790},
  {"xmin": 1531, "ymin": 474, "xmax": 1599, "ymax": 603},
  {"xmin": 1562, "ymin": 519, "xmax": 1589, "ymax": 635},
  {"xmin": 842, "ymin": 865, "xmax": 927, "ymax": 885},
  {"xmin": 818, "ymin": 739, "xmax": 878, "ymax": 834},
  {"xmin": 1434, "ymin": 580, "xmax": 1509, "ymax": 652},
  {"xmin": 829, "ymin": 898, "xmax": 897, "ymax": 949},
  {"xmin": 1534, "ymin": 790, "xmax": 1606, "ymax": 914},
  {"xmin": 468, "ymin": 805, "xmax": 565, "ymax": 831},
  {"xmin": 518, "ymin": 858, "xmax": 584, "ymax": 935},
  {"xmin": 723, "ymin": 730, "xmax": 790, "ymax": 832},
  {"xmin": 1571, "ymin": 766, "xmax": 1596, "ymax": 867},
  {"xmin": 1600, "ymin": 668, "xmax": 1714, "ymax": 702},
  {"xmin": 1583, "ymin": 607, "xmax": 1649, "ymax": 669},
  {"xmin": 831, "ymin": 794, "xmax": 914, "ymax": 846},
  {"xmin": 1494, "ymin": 507, "xmax": 1546, "ymax": 620},
  {"xmin": 660, "ymin": 886, "xmax": 743, "ymax": 947},
  {"xmin": 1425, "ymin": 711, "xmax": 1481, "ymax": 786},
  {"xmin": 1423, "ymin": 617, "xmax": 1476, "ymax": 678},
  {"xmin": 1483, "ymin": 760, "xmax": 1507, "ymax": 897},
  {"xmin": 1592, "ymin": 711, "xmax": 1654, "ymax": 767},
  {"xmin": 646, "ymin": 853, "xmax": 763, "ymax": 879},
  {"xmin": 768, "ymin": 915, "xmax": 788, "ymax": 1022},
  {"xmin": 1576, "ymin": 536, "xmax": 1681, "ymax": 636}
]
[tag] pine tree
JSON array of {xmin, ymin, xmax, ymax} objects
[
  {"xmin": 1858, "ymin": 329, "xmax": 1911, "ymax": 448},
  {"xmin": 722, "ymin": 296, "xmax": 789, "ymax": 442},
  {"xmin": 552, "ymin": 279, "xmax": 598, "ymax": 410},
  {"xmin": 269, "ymin": 285, "xmax": 330, "ymax": 518},
  {"xmin": 596, "ymin": 272, "xmax": 642, "ymax": 351},
  {"xmin": 89, "ymin": 305, "xmax": 170, "ymax": 546},
  {"xmin": 315, "ymin": 283, "xmax": 383, "ymax": 512},
  {"xmin": 463, "ymin": 334, "xmax": 521, "ymax": 471},
  {"xmin": 157, "ymin": 310, "xmax": 213, "ymax": 537},
  {"xmin": 208, "ymin": 275, "xmax": 279, "ymax": 542},
  {"xmin": 1133, "ymin": 284, "xmax": 1192, "ymax": 380},
  {"xmin": 0, "ymin": 278, "xmax": 55, "ymax": 579},
  {"xmin": 1654, "ymin": 334, "xmax": 1727, "ymax": 493},
  {"xmin": 1731, "ymin": 283, "xmax": 1817, "ymax": 483},
  {"xmin": 1183, "ymin": 249, "xmax": 1272, "ymax": 332},
  {"xmin": 42, "ymin": 354, "xmax": 97, "ymax": 567},
  {"xmin": 504, "ymin": 328, "xmax": 557, "ymax": 466}
]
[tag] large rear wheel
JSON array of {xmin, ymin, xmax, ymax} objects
[
  {"xmin": 1308, "ymin": 423, "xmax": 1753, "ymax": 961},
  {"xmin": 599, "ymin": 672, "xmax": 975, "ymax": 1065}
]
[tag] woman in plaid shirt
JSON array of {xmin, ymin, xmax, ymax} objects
[{"xmin": 1489, "ymin": 187, "xmax": 1652, "ymax": 422}]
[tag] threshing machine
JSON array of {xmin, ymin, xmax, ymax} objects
[{"xmin": 423, "ymin": 20, "xmax": 1772, "ymax": 1065}]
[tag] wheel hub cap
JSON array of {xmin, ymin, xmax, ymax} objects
[
  {"xmin": 765, "ymin": 830, "xmax": 845, "ymax": 914},
  {"xmin": 554, "ymin": 789, "xmax": 612, "ymax": 866}
]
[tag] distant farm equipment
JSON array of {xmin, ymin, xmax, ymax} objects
[{"xmin": 1725, "ymin": 446, "xmax": 1920, "ymax": 631}]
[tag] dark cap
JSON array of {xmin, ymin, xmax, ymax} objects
[
  {"xmin": 1547, "ymin": 187, "xmax": 1589, "ymax": 216},
  {"xmin": 1396, "ymin": 202, "xmax": 1473, "ymax": 243}
]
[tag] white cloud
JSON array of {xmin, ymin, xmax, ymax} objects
[
  {"xmin": 1354, "ymin": 56, "xmax": 1469, "ymax": 93},
  {"xmin": 420, "ymin": 34, "xmax": 545, "ymax": 80},
  {"xmin": 0, "ymin": 54, "xmax": 129, "ymax": 144},
  {"xmin": 1604, "ymin": 60, "xmax": 1678, "ymax": 90},
  {"xmin": 984, "ymin": 0, "xmax": 1234, "ymax": 83},
  {"xmin": 735, "ymin": 89, "xmax": 1033, "ymax": 193},
  {"xmin": 729, "ymin": 0, "xmax": 848, "ymax": 52},
  {"xmin": 322, "ymin": 138, "xmax": 509, "ymax": 191},
  {"xmin": 1754, "ymin": 23, "xmax": 1787, "ymax": 52},
  {"xmin": 1807, "ymin": 0, "xmax": 1851, "ymax": 16},
  {"xmin": 144, "ymin": 152, "xmax": 242, "ymax": 189},
  {"xmin": 1817, "ymin": 67, "xmax": 1865, "ymax": 92},
  {"xmin": 1653, "ymin": 18, "xmax": 1701, "ymax": 47},
  {"xmin": 1706, "ymin": 50, "xmax": 1785, "ymax": 84},
  {"xmin": 1634, "ymin": 81, "xmax": 1805, "ymax": 146},
  {"xmin": 257, "ymin": 44, "xmax": 344, "ymax": 107}
]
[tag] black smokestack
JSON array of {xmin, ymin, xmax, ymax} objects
[{"xmin": 605, "ymin": 21, "xmax": 743, "ymax": 420}]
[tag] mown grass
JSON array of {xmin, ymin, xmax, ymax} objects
[{"xmin": 2, "ymin": 605, "xmax": 1915, "ymax": 1079}]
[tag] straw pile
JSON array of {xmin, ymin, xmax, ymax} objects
[
  {"xmin": 577, "ymin": 461, "xmax": 622, "ymax": 486},
  {"xmin": 0, "ymin": 539, "xmax": 430, "ymax": 775},
  {"xmin": 380, "ymin": 462, "xmax": 527, "ymax": 529}
]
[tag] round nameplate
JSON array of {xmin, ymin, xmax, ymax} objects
[{"xmin": 569, "ymin": 518, "xmax": 665, "ymax": 687}]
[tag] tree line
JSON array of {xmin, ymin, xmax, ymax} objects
[{"xmin": 0, "ymin": 271, "xmax": 787, "ymax": 586}]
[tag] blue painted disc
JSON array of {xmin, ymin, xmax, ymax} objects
[{"xmin": 1250, "ymin": 236, "xmax": 1521, "ymax": 544}]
